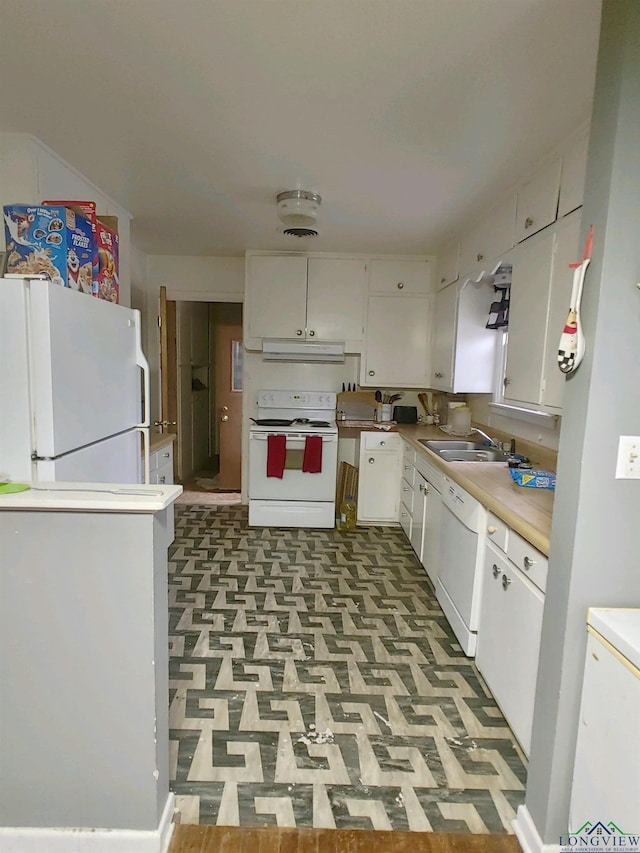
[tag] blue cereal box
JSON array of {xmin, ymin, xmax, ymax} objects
[
  {"xmin": 509, "ymin": 468, "xmax": 556, "ymax": 490},
  {"xmin": 3, "ymin": 204, "xmax": 95, "ymax": 292}
]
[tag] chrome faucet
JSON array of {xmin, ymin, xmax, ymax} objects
[{"xmin": 471, "ymin": 427, "xmax": 500, "ymax": 449}]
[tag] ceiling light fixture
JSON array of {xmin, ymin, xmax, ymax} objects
[{"xmin": 276, "ymin": 190, "xmax": 321, "ymax": 237}]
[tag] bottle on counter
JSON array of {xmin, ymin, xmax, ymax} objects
[{"xmin": 339, "ymin": 494, "xmax": 357, "ymax": 531}]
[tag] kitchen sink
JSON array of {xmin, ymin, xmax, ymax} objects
[{"xmin": 418, "ymin": 439, "xmax": 510, "ymax": 463}]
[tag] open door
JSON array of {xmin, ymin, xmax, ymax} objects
[
  {"xmin": 159, "ymin": 286, "xmax": 179, "ymax": 464},
  {"xmin": 215, "ymin": 322, "xmax": 243, "ymax": 490}
]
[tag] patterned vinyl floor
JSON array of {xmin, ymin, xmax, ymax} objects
[{"xmin": 168, "ymin": 505, "xmax": 526, "ymax": 833}]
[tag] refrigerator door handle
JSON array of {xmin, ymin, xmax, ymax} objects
[
  {"xmin": 137, "ymin": 427, "xmax": 150, "ymax": 484},
  {"xmin": 133, "ymin": 310, "xmax": 150, "ymax": 428}
]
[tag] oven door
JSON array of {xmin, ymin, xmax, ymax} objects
[{"xmin": 249, "ymin": 430, "xmax": 338, "ymax": 500}]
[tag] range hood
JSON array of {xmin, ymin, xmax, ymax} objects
[{"xmin": 262, "ymin": 339, "xmax": 345, "ymax": 363}]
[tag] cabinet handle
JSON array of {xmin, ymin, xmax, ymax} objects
[
  {"xmin": 403, "ymin": 486, "xmax": 410, "ymax": 492},
  {"xmin": 368, "ymin": 370, "xmax": 375, "ymax": 376},
  {"xmin": 162, "ymin": 452, "xmax": 170, "ymax": 458},
  {"xmin": 309, "ymin": 329, "xmax": 315, "ymax": 337},
  {"xmin": 476, "ymin": 253, "xmax": 484, "ymax": 262},
  {"xmin": 524, "ymin": 216, "xmax": 534, "ymax": 229},
  {"xmin": 504, "ymin": 377, "xmax": 511, "ymax": 387},
  {"xmin": 397, "ymin": 281, "xmax": 404, "ymax": 289},
  {"xmin": 523, "ymin": 556, "xmax": 534, "ymax": 570},
  {"xmin": 368, "ymin": 457, "xmax": 375, "ymax": 464},
  {"xmin": 403, "ymin": 464, "xmax": 411, "ymax": 471},
  {"xmin": 492, "ymin": 564, "xmax": 501, "ymax": 579},
  {"xmin": 159, "ymin": 475, "xmax": 166, "ymax": 484},
  {"xmin": 502, "ymin": 574, "xmax": 511, "ymax": 590},
  {"xmin": 296, "ymin": 329, "xmax": 303, "ymax": 336},
  {"xmin": 487, "ymin": 525, "xmax": 497, "ymax": 534},
  {"xmin": 440, "ymin": 276, "xmax": 446, "ymax": 284},
  {"xmin": 434, "ymin": 371, "xmax": 443, "ymax": 379}
]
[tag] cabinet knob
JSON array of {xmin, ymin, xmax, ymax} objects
[
  {"xmin": 492, "ymin": 564, "xmax": 501, "ymax": 579},
  {"xmin": 309, "ymin": 329, "xmax": 315, "ymax": 337},
  {"xmin": 524, "ymin": 216, "xmax": 534, "ymax": 229},
  {"xmin": 502, "ymin": 574, "xmax": 512, "ymax": 590},
  {"xmin": 397, "ymin": 281, "xmax": 404, "ymax": 289},
  {"xmin": 402, "ymin": 486, "xmax": 410, "ymax": 492},
  {"xmin": 368, "ymin": 457, "xmax": 375, "ymax": 464},
  {"xmin": 476, "ymin": 253, "xmax": 484, "ymax": 262},
  {"xmin": 162, "ymin": 452, "xmax": 170, "ymax": 458},
  {"xmin": 523, "ymin": 556, "xmax": 534, "ymax": 569},
  {"xmin": 380, "ymin": 441, "xmax": 385, "ymax": 447},
  {"xmin": 296, "ymin": 329, "xmax": 303, "ymax": 336},
  {"xmin": 440, "ymin": 276, "xmax": 446, "ymax": 284},
  {"xmin": 368, "ymin": 370, "xmax": 375, "ymax": 376},
  {"xmin": 487, "ymin": 525, "xmax": 497, "ymax": 534},
  {"xmin": 434, "ymin": 371, "xmax": 443, "ymax": 379}
]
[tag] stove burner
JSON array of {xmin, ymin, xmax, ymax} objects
[{"xmin": 309, "ymin": 420, "xmax": 330, "ymax": 427}]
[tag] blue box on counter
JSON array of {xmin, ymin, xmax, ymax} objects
[
  {"xmin": 3, "ymin": 204, "xmax": 94, "ymax": 292},
  {"xmin": 509, "ymin": 468, "xmax": 556, "ymax": 490}
]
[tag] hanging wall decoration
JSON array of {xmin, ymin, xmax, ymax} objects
[{"xmin": 558, "ymin": 225, "xmax": 594, "ymax": 374}]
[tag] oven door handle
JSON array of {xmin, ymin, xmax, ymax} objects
[{"xmin": 250, "ymin": 432, "xmax": 337, "ymax": 442}]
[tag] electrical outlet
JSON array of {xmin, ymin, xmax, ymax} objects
[{"xmin": 615, "ymin": 436, "xmax": 640, "ymax": 479}]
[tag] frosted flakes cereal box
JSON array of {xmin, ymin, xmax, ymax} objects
[
  {"xmin": 3, "ymin": 204, "xmax": 94, "ymax": 292},
  {"xmin": 93, "ymin": 218, "xmax": 119, "ymax": 303}
]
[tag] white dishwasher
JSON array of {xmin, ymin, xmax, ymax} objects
[{"xmin": 435, "ymin": 477, "xmax": 487, "ymax": 655}]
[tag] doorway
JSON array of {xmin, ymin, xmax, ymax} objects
[{"xmin": 160, "ymin": 294, "xmax": 243, "ymax": 493}]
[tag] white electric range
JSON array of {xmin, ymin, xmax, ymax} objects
[{"xmin": 248, "ymin": 390, "xmax": 338, "ymax": 528}]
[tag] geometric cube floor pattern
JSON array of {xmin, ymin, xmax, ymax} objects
[{"xmin": 168, "ymin": 505, "xmax": 526, "ymax": 832}]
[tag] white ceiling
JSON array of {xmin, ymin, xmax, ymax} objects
[{"xmin": 0, "ymin": 0, "xmax": 602, "ymax": 258}]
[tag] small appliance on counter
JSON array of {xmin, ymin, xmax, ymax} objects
[{"xmin": 393, "ymin": 406, "xmax": 418, "ymax": 424}]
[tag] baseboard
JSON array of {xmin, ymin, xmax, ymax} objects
[
  {"xmin": 0, "ymin": 793, "xmax": 176, "ymax": 853},
  {"xmin": 513, "ymin": 804, "xmax": 561, "ymax": 853}
]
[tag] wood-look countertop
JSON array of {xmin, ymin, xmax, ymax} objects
[
  {"xmin": 338, "ymin": 421, "xmax": 554, "ymax": 555},
  {"xmin": 149, "ymin": 431, "xmax": 177, "ymax": 453}
]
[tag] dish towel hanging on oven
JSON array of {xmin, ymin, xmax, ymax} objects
[
  {"xmin": 302, "ymin": 435, "xmax": 323, "ymax": 473},
  {"xmin": 266, "ymin": 434, "xmax": 287, "ymax": 478}
]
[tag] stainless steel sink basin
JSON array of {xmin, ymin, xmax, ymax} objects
[{"xmin": 418, "ymin": 438, "xmax": 510, "ymax": 463}]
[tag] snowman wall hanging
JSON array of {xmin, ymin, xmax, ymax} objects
[{"xmin": 558, "ymin": 225, "xmax": 594, "ymax": 374}]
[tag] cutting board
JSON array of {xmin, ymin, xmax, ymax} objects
[{"xmin": 337, "ymin": 391, "xmax": 377, "ymax": 420}]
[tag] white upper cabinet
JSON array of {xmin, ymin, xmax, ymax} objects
[
  {"xmin": 361, "ymin": 259, "xmax": 432, "ymax": 388},
  {"xmin": 458, "ymin": 194, "xmax": 516, "ymax": 278},
  {"xmin": 368, "ymin": 258, "xmax": 430, "ymax": 295},
  {"xmin": 245, "ymin": 254, "xmax": 366, "ymax": 350},
  {"xmin": 431, "ymin": 277, "xmax": 497, "ymax": 393},
  {"xmin": 504, "ymin": 210, "xmax": 580, "ymax": 411},
  {"xmin": 514, "ymin": 155, "xmax": 562, "ymax": 243},
  {"xmin": 306, "ymin": 257, "xmax": 366, "ymax": 343},
  {"xmin": 558, "ymin": 125, "xmax": 590, "ymax": 219},
  {"xmin": 435, "ymin": 239, "xmax": 460, "ymax": 290}
]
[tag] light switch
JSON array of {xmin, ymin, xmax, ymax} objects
[{"xmin": 615, "ymin": 436, "xmax": 640, "ymax": 479}]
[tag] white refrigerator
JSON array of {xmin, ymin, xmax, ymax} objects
[{"xmin": 0, "ymin": 277, "xmax": 150, "ymax": 484}]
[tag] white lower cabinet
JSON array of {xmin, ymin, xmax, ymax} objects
[
  {"xmin": 398, "ymin": 443, "xmax": 444, "ymax": 581},
  {"xmin": 149, "ymin": 441, "xmax": 174, "ymax": 485},
  {"xmin": 357, "ymin": 431, "xmax": 402, "ymax": 524},
  {"xmin": 476, "ymin": 514, "xmax": 547, "ymax": 757}
]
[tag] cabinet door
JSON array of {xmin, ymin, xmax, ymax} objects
[
  {"xmin": 368, "ymin": 259, "xmax": 430, "ymax": 295},
  {"xmin": 357, "ymin": 450, "xmax": 401, "ymax": 523},
  {"xmin": 431, "ymin": 282, "xmax": 458, "ymax": 391},
  {"xmin": 541, "ymin": 211, "xmax": 581, "ymax": 410},
  {"xmin": 504, "ymin": 228, "xmax": 555, "ymax": 407},
  {"xmin": 458, "ymin": 195, "xmax": 516, "ymax": 278},
  {"xmin": 362, "ymin": 295, "xmax": 430, "ymax": 387},
  {"xmin": 515, "ymin": 156, "xmax": 562, "ymax": 243},
  {"xmin": 422, "ymin": 483, "xmax": 442, "ymax": 584},
  {"xmin": 476, "ymin": 543, "xmax": 544, "ymax": 757},
  {"xmin": 558, "ymin": 126, "xmax": 589, "ymax": 218},
  {"xmin": 306, "ymin": 258, "xmax": 366, "ymax": 344},
  {"xmin": 436, "ymin": 240, "xmax": 459, "ymax": 290},
  {"xmin": 246, "ymin": 255, "xmax": 307, "ymax": 339}
]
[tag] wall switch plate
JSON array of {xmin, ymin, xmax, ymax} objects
[{"xmin": 615, "ymin": 436, "xmax": 640, "ymax": 479}]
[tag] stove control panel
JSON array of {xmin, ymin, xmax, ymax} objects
[{"xmin": 257, "ymin": 390, "xmax": 337, "ymax": 409}]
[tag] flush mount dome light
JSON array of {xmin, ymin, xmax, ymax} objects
[{"xmin": 276, "ymin": 190, "xmax": 321, "ymax": 237}]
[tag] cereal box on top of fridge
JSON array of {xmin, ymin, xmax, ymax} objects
[
  {"xmin": 93, "ymin": 218, "xmax": 119, "ymax": 303},
  {"xmin": 3, "ymin": 204, "xmax": 95, "ymax": 292}
]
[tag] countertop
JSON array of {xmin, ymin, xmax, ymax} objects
[
  {"xmin": 338, "ymin": 421, "xmax": 555, "ymax": 555},
  {"xmin": 0, "ymin": 482, "xmax": 183, "ymax": 512},
  {"xmin": 149, "ymin": 430, "xmax": 177, "ymax": 453}
]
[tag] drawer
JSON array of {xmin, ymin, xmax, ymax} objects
[
  {"xmin": 486, "ymin": 512, "xmax": 509, "ymax": 551},
  {"xmin": 150, "ymin": 442, "xmax": 174, "ymax": 477},
  {"xmin": 401, "ymin": 458, "xmax": 415, "ymax": 486},
  {"xmin": 399, "ymin": 504, "xmax": 412, "ymax": 538},
  {"xmin": 361, "ymin": 431, "xmax": 401, "ymax": 451},
  {"xmin": 507, "ymin": 529, "xmax": 548, "ymax": 593},
  {"xmin": 150, "ymin": 461, "xmax": 173, "ymax": 485},
  {"xmin": 415, "ymin": 454, "xmax": 444, "ymax": 491},
  {"xmin": 400, "ymin": 476, "xmax": 414, "ymax": 512},
  {"xmin": 402, "ymin": 441, "xmax": 416, "ymax": 467}
]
